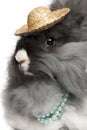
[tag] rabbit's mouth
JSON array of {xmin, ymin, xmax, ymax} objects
[
  {"xmin": 15, "ymin": 49, "xmax": 34, "ymax": 76},
  {"xmin": 19, "ymin": 59, "xmax": 25, "ymax": 65}
]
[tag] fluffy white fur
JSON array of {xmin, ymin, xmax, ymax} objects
[{"xmin": 5, "ymin": 100, "xmax": 87, "ymax": 130}]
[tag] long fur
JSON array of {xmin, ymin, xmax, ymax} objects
[{"xmin": 3, "ymin": 0, "xmax": 87, "ymax": 130}]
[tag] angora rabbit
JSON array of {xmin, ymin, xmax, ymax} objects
[{"xmin": 3, "ymin": 0, "xmax": 87, "ymax": 130}]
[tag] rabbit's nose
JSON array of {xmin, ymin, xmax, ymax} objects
[{"xmin": 15, "ymin": 49, "xmax": 30, "ymax": 71}]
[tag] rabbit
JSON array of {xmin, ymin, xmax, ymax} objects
[{"xmin": 3, "ymin": 0, "xmax": 87, "ymax": 130}]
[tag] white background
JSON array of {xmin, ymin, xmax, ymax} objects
[{"xmin": 0, "ymin": 0, "xmax": 51, "ymax": 129}]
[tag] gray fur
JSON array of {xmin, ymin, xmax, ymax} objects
[{"xmin": 3, "ymin": 0, "xmax": 87, "ymax": 130}]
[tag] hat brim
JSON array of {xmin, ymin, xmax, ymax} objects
[{"xmin": 14, "ymin": 8, "xmax": 70, "ymax": 36}]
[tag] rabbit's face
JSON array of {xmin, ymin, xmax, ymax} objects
[{"xmin": 15, "ymin": 24, "xmax": 67, "ymax": 76}]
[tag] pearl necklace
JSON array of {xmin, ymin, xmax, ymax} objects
[{"xmin": 37, "ymin": 92, "xmax": 69, "ymax": 124}]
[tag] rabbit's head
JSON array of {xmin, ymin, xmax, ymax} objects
[{"xmin": 11, "ymin": 0, "xmax": 87, "ymax": 97}]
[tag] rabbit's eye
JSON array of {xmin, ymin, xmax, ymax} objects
[{"xmin": 46, "ymin": 37, "xmax": 55, "ymax": 46}]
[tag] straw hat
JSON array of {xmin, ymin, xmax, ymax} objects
[{"xmin": 15, "ymin": 6, "xmax": 70, "ymax": 35}]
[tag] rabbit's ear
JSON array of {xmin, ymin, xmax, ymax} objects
[
  {"xmin": 50, "ymin": 0, "xmax": 68, "ymax": 10},
  {"xmin": 50, "ymin": 0, "xmax": 87, "ymax": 41},
  {"xmin": 50, "ymin": 0, "xmax": 87, "ymax": 25}
]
